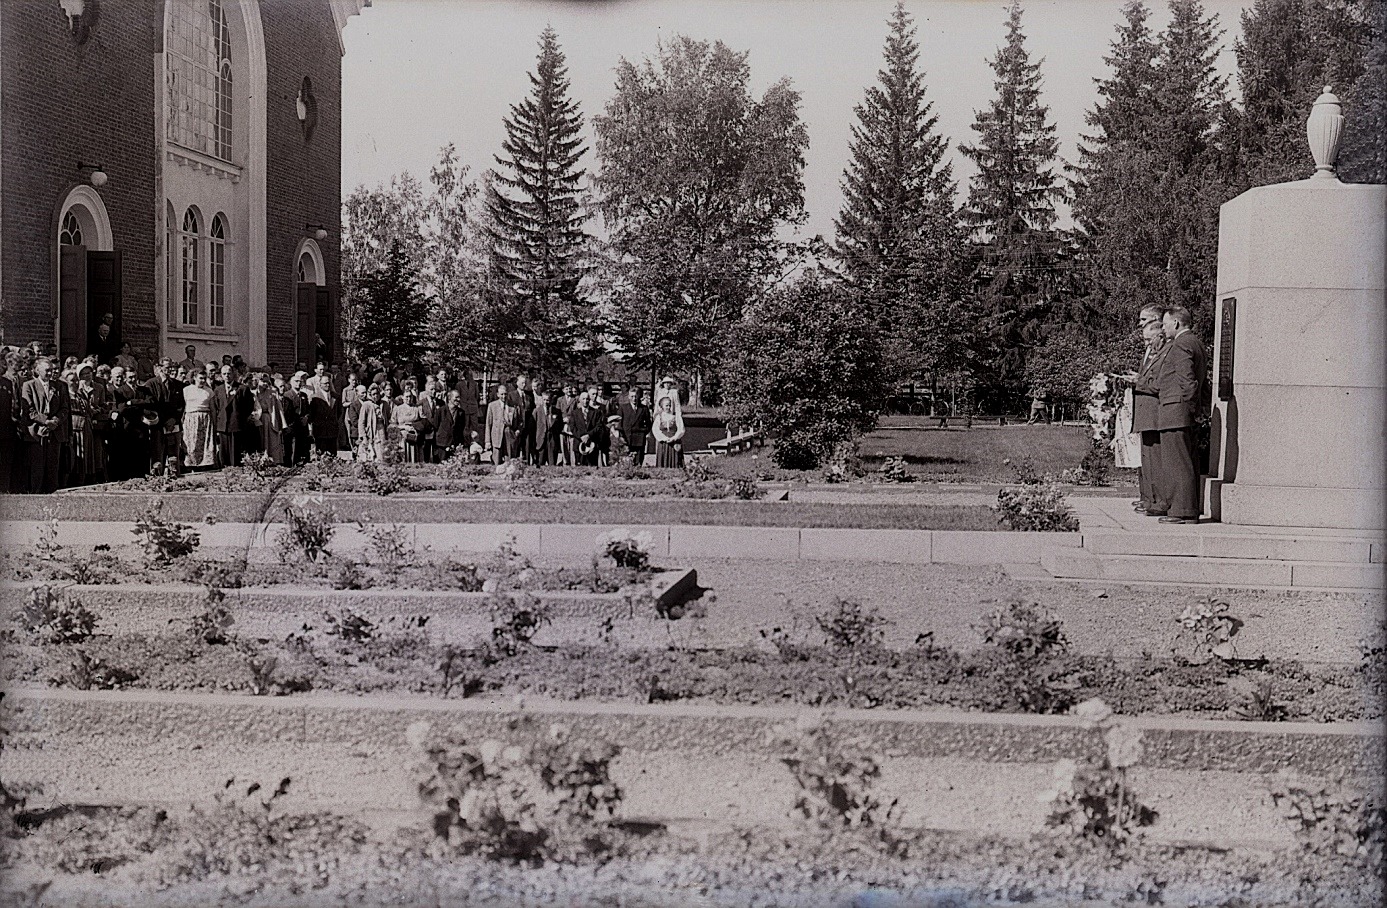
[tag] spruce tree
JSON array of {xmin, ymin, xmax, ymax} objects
[
  {"xmin": 959, "ymin": 0, "xmax": 1064, "ymax": 391},
  {"xmin": 1235, "ymin": 0, "xmax": 1381, "ymax": 185},
  {"xmin": 356, "ymin": 240, "xmax": 431, "ymax": 366},
  {"xmin": 484, "ymin": 26, "xmax": 594, "ymax": 376},
  {"xmin": 834, "ymin": 0, "xmax": 957, "ymax": 377},
  {"xmin": 1068, "ymin": 1, "xmax": 1166, "ymax": 340},
  {"xmin": 1147, "ymin": 0, "xmax": 1232, "ymax": 332}
]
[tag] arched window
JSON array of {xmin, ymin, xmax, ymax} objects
[
  {"xmin": 296, "ymin": 251, "xmax": 315, "ymax": 285},
  {"xmin": 210, "ymin": 214, "xmax": 227, "ymax": 328},
  {"xmin": 181, "ymin": 208, "xmax": 201, "ymax": 325},
  {"xmin": 59, "ymin": 211, "xmax": 84, "ymax": 247},
  {"xmin": 167, "ymin": 0, "xmax": 234, "ymax": 161}
]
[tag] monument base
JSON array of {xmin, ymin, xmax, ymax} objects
[{"xmin": 1221, "ymin": 483, "xmax": 1385, "ymax": 531}]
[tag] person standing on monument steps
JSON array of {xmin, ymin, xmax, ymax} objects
[
  {"xmin": 1153, "ymin": 306, "xmax": 1206, "ymax": 524},
  {"xmin": 1130, "ymin": 306, "xmax": 1168, "ymax": 514}
]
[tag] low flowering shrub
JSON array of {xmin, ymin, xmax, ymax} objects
[
  {"xmin": 360, "ymin": 460, "xmax": 410, "ymax": 496},
  {"xmin": 822, "ymin": 440, "xmax": 866, "ymax": 484},
  {"xmin": 975, "ymin": 601, "xmax": 1078, "ymax": 714},
  {"xmin": 1173, "ymin": 595, "xmax": 1242, "ymax": 665},
  {"xmin": 189, "ymin": 588, "xmax": 235, "ymax": 646},
  {"xmin": 596, "ymin": 528, "xmax": 654, "ymax": 573},
  {"xmin": 1003, "ymin": 456, "xmax": 1044, "ymax": 486},
  {"xmin": 771, "ymin": 715, "xmax": 905, "ymax": 854},
  {"xmin": 487, "ymin": 592, "xmax": 550, "ymax": 659},
  {"xmin": 366, "ymin": 523, "xmax": 414, "ymax": 580},
  {"xmin": 20, "ymin": 585, "xmax": 97, "ymax": 645},
  {"xmin": 276, "ymin": 500, "xmax": 336, "ymax": 564},
  {"xmin": 411, "ymin": 718, "xmax": 623, "ymax": 863},
  {"xmin": 1043, "ymin": 698, "xmax": 1157, "ymax": 855},
  {"xmin": 1270, "ymin": 771, "xmax": 1386, "ymax": 871},
  {"xmin": 876, "ymin": 456, "xmax": 915, "ymax": 483},
  {"xmin": 815, "ymin": 598, "xmax": 888, "ymax": 652},
  {"xmin": 996, "ymin": 482, "xmax": 1079, "ymax": 532},
  {"xmin": 732, "ymin": 476, "xmax": 760, "ymax": 500},
  {"xmin": 133, "ymin": 502, "xmax": 201, "ymax": 568}
]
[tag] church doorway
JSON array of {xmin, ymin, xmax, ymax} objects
[
  {"xmin": 294, "ymin": 240, "xmax": 331, "ymax": 367},
  {"xmin": 56, "ymin": 186, "xmax": 121, "ymax": 362}
]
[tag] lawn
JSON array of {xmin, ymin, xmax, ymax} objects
[{"xmin": 838, "ymin": 421, "xmax": 1115, "ymax": 484}]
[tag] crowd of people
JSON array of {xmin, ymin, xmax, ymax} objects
[{"xmin": 0, "ymin": 340, "xmax": 691, "ymax": 494}]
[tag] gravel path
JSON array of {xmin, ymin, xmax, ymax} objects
[{"xmin": 635, "ymin": 558, "xmax": 1382, "ymax": 663}]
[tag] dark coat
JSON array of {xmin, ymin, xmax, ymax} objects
[
  {"xmin": 433, "ymin": 404, "xmax": 467, "ymax": 449},
  {"xmin": 1155, "ymin": 330, "xmax": 1206, "ymax": 430},
  {"xmin": 617, "ymin": 398, "xmax": 652, "ymax": 449},
  {"xmin": 1131, "ymin": 341, "xmax": 1168, "ymax": 434}
]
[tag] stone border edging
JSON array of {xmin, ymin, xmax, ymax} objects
[
  {"xmin": 2, "ymin": 520, "xmax": 1078, "ymax": 564},
  {"xmin": 0, "ymin": 492, "xmax": 1002, "ymax": 530},
  {"xmin": 4, "ymin": 687, "xmax": 1379, "ymax": 776}
]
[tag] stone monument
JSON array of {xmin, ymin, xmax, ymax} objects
[{"xmin": 1204, "ymin": 87, "xmax": 1386, "ymax": 530}]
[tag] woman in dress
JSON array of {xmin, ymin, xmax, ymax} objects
[
  {"xmin": 67, "ymin": 365, "xmax": 94, "ymax": 484},
  {"xmin": 391, "ymin": 380, "xmax": 425, "ymax": 463},
  {"xmin": 357, "ymin": 383, "xmax": 387, "ymax": 462},
  {"xmin": 251, "ymin": 373, "xmax": 286, "ymax": 465},
  {"xmin": 182, "ymin": 369, "xmax": 216, "ymax": 469},
  {"xmin": 651, "ymin": 394, "xmax": 685, "ymax": 468},
  {"xmin": 342, "ymin": 380, "xmax": 363, "ymax": 461},
  {"xmin": 85, "ymin": 365, "xmax": 114, "ymax": 482}
]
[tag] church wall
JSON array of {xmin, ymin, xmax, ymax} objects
[
  {"xmin": 0, "ymin": 3, "xmax": 161, "ymax": 353},
  {"xmin": 261, "ymin": 0, "xmax": 343, "ymax": 370}
]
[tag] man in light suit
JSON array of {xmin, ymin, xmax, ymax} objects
[
  {"xmin": 1130, "ymin": 306, "xmax": 1168, "ymax": 514},
  {"xmin": 485, "ymin": 383, "xmax": 520, "ymax": 465},
  {"xmin": 1152, "ymin": 305, "xmax": 1206, "ymax": 524},
  {"xmin": 20, "ymin": 357, "xmax": 68, "ymax": 492}
]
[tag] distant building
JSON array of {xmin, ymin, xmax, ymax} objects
[{"xmin": 0, "ymin": 0, "xmax": 367, "ymax": 367}]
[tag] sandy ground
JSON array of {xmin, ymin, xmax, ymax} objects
[{"xmin": 615, "ymin": 557, "xmax": 1382, "ymax": 663}]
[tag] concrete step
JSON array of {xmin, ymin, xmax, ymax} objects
[
  {"xmin": 3, "ymin": 688, "xmax": 1380, "ymax": 851},
  {"xmin": 1083, "ymin": 530, "xmax": 1380, "ymax": 564},
  {"xmin": 1042, "ymin": 549, "xmax": 1386, "ymax": 590}
]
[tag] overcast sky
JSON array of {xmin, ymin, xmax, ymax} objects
[{"xmin": 341, "ymin": 0, "xmax": 1253, "ymax": 240}]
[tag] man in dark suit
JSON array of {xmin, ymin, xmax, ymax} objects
[
  {"xmin": 1130, "ymin": 306, "xmax": 1168, "ymax": 514},
  {"xmin": 432, "ymin": 389, "xmax": 468, "ymax": 460},
  {"xmin": 1153, "ymin": 305, "xmax": 1206, "ymax": 524},
  {"xmin": 284, "ymin": 372, "xmax": 312, "ymax": 464},
  {"xmin": 616, "ymin": 385, "xmax": 652, "ymax": 466},
  {"xmin": 557, "ymin": 383, "xmax": 579, "ymax": 465},
  {"xmin": 507, "ymin": 374, "xmax": 537, "ymax": 464},
  {"xmin": 0, "ymin": 348, "xmax": 20, "ymax": 492},
  {"xmin": 532, "ymin": 386, "xmax": 556, "ymax": 466}
]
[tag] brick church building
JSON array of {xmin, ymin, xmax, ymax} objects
[{"xmin": 0, "ymin": 0, "xmax": 366, "ymax": 369}]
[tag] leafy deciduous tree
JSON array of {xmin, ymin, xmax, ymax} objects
[
  {"xmin": 722, "ymin": 274, "xmax": 885, "ymax": 469},
  {"xmin": 593, "ymin": 35, "xmax": 809, "ymax": 379}
]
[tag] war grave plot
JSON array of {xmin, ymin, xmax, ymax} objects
[{"xmin": 1, "ymin": 462, "xmax": 1383, "ymax": 907}]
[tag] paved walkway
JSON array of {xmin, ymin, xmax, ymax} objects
[{"xmin": 1069, "ymin": 494, "xmax": 1385, "ymax": 542}]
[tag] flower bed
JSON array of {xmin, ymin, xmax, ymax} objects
[
  {"xmin": 5, "ymin": 618, "xmax": 1376, "ymax": 722},
  {"xmin": 2, "ymin": 792, "xmax": 1378, "ymax": 907}
]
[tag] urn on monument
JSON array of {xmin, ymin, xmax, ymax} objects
[{"xmin": 1306, "ymin": 85, "xmax": 1345, "ymax": 179}]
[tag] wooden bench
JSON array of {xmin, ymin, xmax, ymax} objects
[{"xmin": 708, "ymin": 430, "xmax": 763, "ymax": 455}]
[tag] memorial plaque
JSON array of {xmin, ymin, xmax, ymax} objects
[{"xmin": 1217, "ymin": 297, "xmax": 1235, "ymax": 401}]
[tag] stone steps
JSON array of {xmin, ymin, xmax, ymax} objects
[
  {"xmin": 3, "ymin": 688, "xmax": 1380, "ymax": 850},
  {"xmin": 1042, "ymin": 549, "xmax": 1385, "ymax": 589},
  {"xmin": 1082, "ymin": 530, "xmax": 1382, "ymax": 564}
]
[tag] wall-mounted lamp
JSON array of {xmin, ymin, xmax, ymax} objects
[
  {"xmin": 304, "ymin": 223, "xmax": 331, "ymax": 241},
  {"xmin": 77, "ymin": 162, "xmax": 107, "ymax": 188}
]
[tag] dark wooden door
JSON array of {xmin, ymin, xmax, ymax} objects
[
  {"xmin": 59, "ymin": 246, "xmax": 87, "ymax": 360},
  {"xmin": 296, "ymin": 284, "xmax": 316, "ymax": 367},
  {"xmin": 315, "ymin": 286, "xmax": 333, "ymax": 364},
  {"xmin": 87, "ymin": 251, "xmax": 122, "ymax": 352}
]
